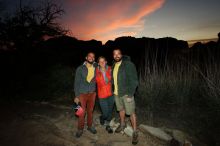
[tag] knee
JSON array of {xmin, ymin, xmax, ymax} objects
[
  {"xmin": 119, "ymin": 109, "xmax": 125, "ymax": 113},
  {"xmin": 130, "ymin": 113, "xmax": 136, "ymax": 118}
]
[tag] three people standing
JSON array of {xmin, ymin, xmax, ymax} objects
[{"xmin": 74, "ymin": 49, "xmax": 139, "ymax": 145}]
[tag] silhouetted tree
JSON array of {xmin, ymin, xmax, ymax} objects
[{"xmin": 0, "ymin": 0, "xmax": 67, "ymax": 51}]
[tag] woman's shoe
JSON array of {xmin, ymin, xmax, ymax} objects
[
  {"xmin": 99, "ymin": 116, "xmax": 105, "ymax": 125},
  {"xmin": 106, "ymin": 125, "xmax": 113, "ymax": 133}
]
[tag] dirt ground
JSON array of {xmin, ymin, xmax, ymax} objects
[{"xmin": 0, "ymin": 101, "xmax": 156, "ymax": 146}]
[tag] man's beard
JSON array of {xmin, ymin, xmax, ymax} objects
[
  {"xmin": 114, "ymin": 57, "xmax": 122, "ymax": 62},
  {"xmin": 87, "ymin": 60, "xmax": 94, "ymax": 64}
]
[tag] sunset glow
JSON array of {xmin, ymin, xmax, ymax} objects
[
  {"xmin": 63, "ymin": 0, "xmax": 165, "ymax": 42},
  {"xmin": 4, "ymin": 0, "xmax": 220, "ymax": 43}
]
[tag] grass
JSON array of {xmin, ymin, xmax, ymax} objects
[
  {"xmin": 14, "ymin": 64, "xmax": 75, "ymax": 101},
  {"xmin": 136, "ymin": 50, "xmax": 220, "ymax": 146}
]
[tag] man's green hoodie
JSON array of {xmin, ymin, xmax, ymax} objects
[{"xmin": 112, "ymin": 56, "xmax": 138, "ymax": 97}]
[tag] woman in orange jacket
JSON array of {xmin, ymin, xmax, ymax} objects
[{"xmin": 96, "ymin": 56, "xmax": 114, "ymax": 133}]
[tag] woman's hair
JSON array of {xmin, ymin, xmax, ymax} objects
[{"xmin": 97, "ymin": 56, "xmax": 107, "ymax": 62}]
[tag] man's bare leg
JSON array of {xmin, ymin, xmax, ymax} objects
[
  {"xmin": 115, "ymin": 109, "xmax": 126, "ymax": 133},
  {"xmin": 119, "ymin": 109, "xmax": 126, "ymax": 125},
  {"xmin": 130, "ymin": 113, "xmax": 138, "ymax": 145},
  {"xmin": 130, "ymin": 113, "xmax": 137, "ymax": 131}
]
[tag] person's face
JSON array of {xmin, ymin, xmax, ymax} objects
[
  {"xmin": 113, "ymin": 50, "xmax": 122, "ymax": 62},
  {"xmin": 98, "ymin": 58, "xmax": 107, "ymax": 68},
  {"xmin": 86, "ymin": 53, "xmax": 95, "ymax": 64}
]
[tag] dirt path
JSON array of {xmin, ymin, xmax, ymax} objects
[{"xmin": 0, "ymin": 101, "xmax": 153, "ymax": 146}]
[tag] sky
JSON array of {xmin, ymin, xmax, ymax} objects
[{"xmin": 2, "ymin": 0, "xmax": 220, "ymax": 43}]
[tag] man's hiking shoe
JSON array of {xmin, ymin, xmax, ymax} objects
[
  {"xmin": 132, "ymin": 131, "xmax": 138, "ymax": 145},
  {"xmin": 106, "ymin": 125, "xmax": 113, "ymax": 133},
  {"xmin": 75, "ymin": 129, "xmax": 83, "ymax": 138},
  {"xmin": 99, "ymin": 116, "xmax": 105, "ymax": 125},
  {"xmin": 87, "ymin": 126, "xmax": 97, "ymax": 134},
  {"xmin": 115, "ymin": 124, "xmax": 126, "ymax": 133}
]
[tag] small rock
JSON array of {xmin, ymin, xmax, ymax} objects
[
  {"xmin": 139, "ymin": 124, "xmax": 172, "ymax": 142},
  {"xmin": 163, "ymin": 128, "xmax": 193, "ymax": 146},
  {"xmin": 109, "ymin": 118, "xmax": 120, "ymax": 133},
  {"xmin": 124, "ymin": 125, "xmax": 133, "ymax": 137},
  {"xmin": 172, "ymin": 130, "xmax": 187, "ymax": 144},
  {"xmin": 109, "ymin": 118, "xmax": 116, "ymax": 127}
]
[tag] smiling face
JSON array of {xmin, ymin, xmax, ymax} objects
[
  {"xmin": 98, "ymin": 57, "xmax": 107, "ymax": 68},
  {"xmin": 113, "ymin": 49, "xmax": 122, "ymax": 62},
  {"xmin": 86, "ymin": 52, "xmax": 95, "ymax": 64}
]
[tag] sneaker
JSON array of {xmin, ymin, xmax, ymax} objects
[
  {"xmin": 115, "ymin": 124, "xmax": 126, "ymax": 133},
  {"xmin": 75, "ymin": 129, "xmax": 83, "ymax": 138},
  {"xmin": 106, "ymin": 125, "xmax": 113, "ymax": 134},
  {"xmin": 132, "ymin": 131, "xmax": 138, "ymax": 145},
  {"xmin": 87, "ymin": 126, "xmax": 97, "ymax": 134},
  {"xmin": 99, "ymin": 116, "xmax": 105, "ymax": 125}
]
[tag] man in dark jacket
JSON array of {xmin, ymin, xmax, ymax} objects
[
  {"xmin": 112, "ymin": 48, "xmax": 139, "ymax": 145},
  {"xmin": 74, "ymin": 52, "xmax": 98, "ymax": 138}
]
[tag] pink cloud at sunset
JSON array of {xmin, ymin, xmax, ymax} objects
[{"xmin": 62, "ymin": 0, "xmax": 165, "ymax": 43}]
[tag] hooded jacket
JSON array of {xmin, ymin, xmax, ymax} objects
[
  {"xmin": 112, "ymin": 56, "xmax": 138, "ymax": 97},
  {"xmin": 96, "ymin": 66, "xmax": 113, "ymax": 98},
  {"xmin": 74, "ymin": 62, "xmax": 98, "ymax": 97}
]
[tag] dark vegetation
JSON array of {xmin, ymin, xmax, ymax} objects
[{"xmin": 0, "ymin": 1, "xmax": 220, "ymax": 146}]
